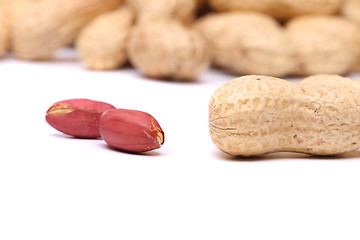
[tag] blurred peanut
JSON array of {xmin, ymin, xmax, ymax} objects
[
  {"xmin": 0, "ymin": 5, "xmax": 8, "ymax": 58},
  {"xmin": 207, "ymin": 0, "xmax": 342, "ymax": 20},
  {"xmin": 12, "ymin": 0, "xmax": 123, "ymax": 60},
  {"xmin": 76, "ymin": 5, "xmax": 135, "ymax": 70},
  {"xmin": 127, "ymin": 20, "xmax": 211, "ymax": 81},
  {"xmin": 6, "ymin": 0, "xmax": 39, "ymax": 51},
  {"xmin": 342, "ymin": 0, "xmax": 360, "ymax": 25},
  {"xmin": 285, "ymin": 15, "xmax": 360, "ymax": 76},
  {"xmin": 195, "ymin": 12, "xmax": 296, "ymax": 77},
  {"xmin": 126, "ymin": 0, "xmax": 200, "ymax": 25}
]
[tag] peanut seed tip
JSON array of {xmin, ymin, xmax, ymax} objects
[
  {"xmin": 157, "ymin": 131, "xmax": 164, "ymax": 146},
  {"xmin": 46, "ymin": 104, "xmax": 74, "ymax": 115}
]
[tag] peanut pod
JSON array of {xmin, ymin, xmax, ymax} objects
[{"xmin": 209, "ymin": 75, "xmax": 360, "ymax": 157}]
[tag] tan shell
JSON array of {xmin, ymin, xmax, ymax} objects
[
  {"xmin": 300, "ymin": 74, "xmax": 360, "ymax": 88},
  {"xmin": 5, "ymin": 1, "xmax": 27, "ymax": 50},
  {"xmin": 127, "ymin": 20, "xmax": 211, "ymax": 81},
  {"xmin": 209, "ymin": 75, "xmax": 360, "ymax": 157},
  {"xmin": 6, "ymin": 0, "xmax": 48, "ymax": 51},
  {"xmin": 194, "ymin": 12, "xmax": 297, "ymax": 77},
  {"xmin": 342, "ymin": 0, "xmax": 360, "ymax": 25},
  {"xmin": 285, "ymin": 15, "xmax": 360, "ymax": 76},
  {"xmin": 0, "ymin": 5, "xmax": 9, "ymax": 58},
  {"xmin": 207, "ymin": 0, "xmax": 342, "ymax": 20},
  {"xmin": 76, "ymin": 6, "xmax": 135, "ymax": 70},
  {"xmin": 11, "ymin": 0, "xmax": 123, "ymax": 60},
  {"xmin": 126, "ymin": 0, "xmax": 199, "ymax": 25}
]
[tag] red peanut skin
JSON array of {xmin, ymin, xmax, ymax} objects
[
  {"xmin": 46, "ymin": 98, "xmax": 116, "ymax": 138},
  {"xmin": 99, "ymin": 109, "xmax": 164, "ymax": 152}
]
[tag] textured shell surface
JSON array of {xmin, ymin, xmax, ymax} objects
[
  {"xmin": 76, "ymin": 5, "xmax": 135, "ymax": 70},
  {"xmin": 209, "ymin": 75, "xmax": 360, "ymax": 156},
  {"xmin": 195, "ymin": 12, "xmax": 297, "ymax": 77},
  {"xmin": 208, "ymin": 0, "xmax": 342, "ymax": 20},
  {"xmin": 285, "ymin": 15, "xmax": 360, "ymax": 76}
]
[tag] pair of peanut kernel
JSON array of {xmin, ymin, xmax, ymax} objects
[{"xmin": 45, "ymin": 99, "xmax": 164, "ymax": 153}]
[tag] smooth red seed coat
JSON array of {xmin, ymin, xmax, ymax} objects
[
  {"xmin": 46, "ymin": 98, "xmax": 116, "ymax": 138},
  {"xmin": 99, "ymin": 109, "xmax": 164, "ymax": 152}
]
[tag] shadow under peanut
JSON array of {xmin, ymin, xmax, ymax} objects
[
  {"xmin": 213, "ymin": 149, "xmax": 360, "ymax": 162},
  {"xmin": 101, "ymin": 143, "xmax": 163, "ymax": 157},
  {"xmin": 50, "ymin": 133, "xmax": 164, "ymax": 156},
  {"xmin": 49, "ymin": 132, "xmax": 101, "ymax": 140}
]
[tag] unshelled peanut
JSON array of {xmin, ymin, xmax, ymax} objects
[
  {"xmin": 285, "ymin": 15, "xmax": 360, "ymax": 76},
  {"xmin": 342, "ymin": 0, "xmax": 360, "ymax": 25},
  {"xmin": 127, "ymin": 20, "xmax": 210, "ymax": 81},
  {"xmin": 12, "ymin": 0, "xmax": 123, "ymax": 60},
  {"xmin": 126, "ymin": 0, "xmax": 200, "ymax": 25},
  {"xmin": 76, "ymin": 5, "xmax": 135, "ymax": 70},
  {"xmin": 209, "ymin": 75, "xmax": 360, "ymax": 157},
  {"xmin": 207, "ymin": 0, "xmax": 342, "ymax": 20},
  {"xmin": 0, "ymin": 5, "xmax": 8, "ymax": 58},
  {"xmin": 195, "ymin": 12, "xmax": 296, "ymax": 77}
]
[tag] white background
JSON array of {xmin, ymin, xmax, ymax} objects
[{"xmin": 1, "ymin": 49, "xmax": 360, "ymax": 240}]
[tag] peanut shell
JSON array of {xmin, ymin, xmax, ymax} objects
[
  {"xmin": 209, "ymin": 75, "xmax": 360, "ymax": 157},
  {"xmin": 12, "ymin": 0, "xmax": 123, "ymax": 60},
  {"xmin": 126, "ymin": 0, "xmax": 199, "ymax": 25},
  {"xmin": 195, "ymin": 12, "xmax": 296, "ymax": 77},
  {"xmin": 208, "ymin": 0, "xmax": 342, "ymax": 20},
  {"xmin": 285, "ymin": 15, "xmax": 360, "ymax": 76},
  {"xmin": 127, "ymin": 20, "xmax": 210, "ymax": 81},
  {"xmin": 342, "ymin": 0, "xmax": 360, "ymax": 25},
  {"xmin": 0, "ymin": 4, "xmax": 8, "ymax": 58},
  {"xmin": 77, "ymin": 5, "xmax": 135, "ymax": 70}
]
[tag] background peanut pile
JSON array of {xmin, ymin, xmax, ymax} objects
[{"xmin": 0, "ymin": 0, "xmax": 360, "ymax": 81}]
